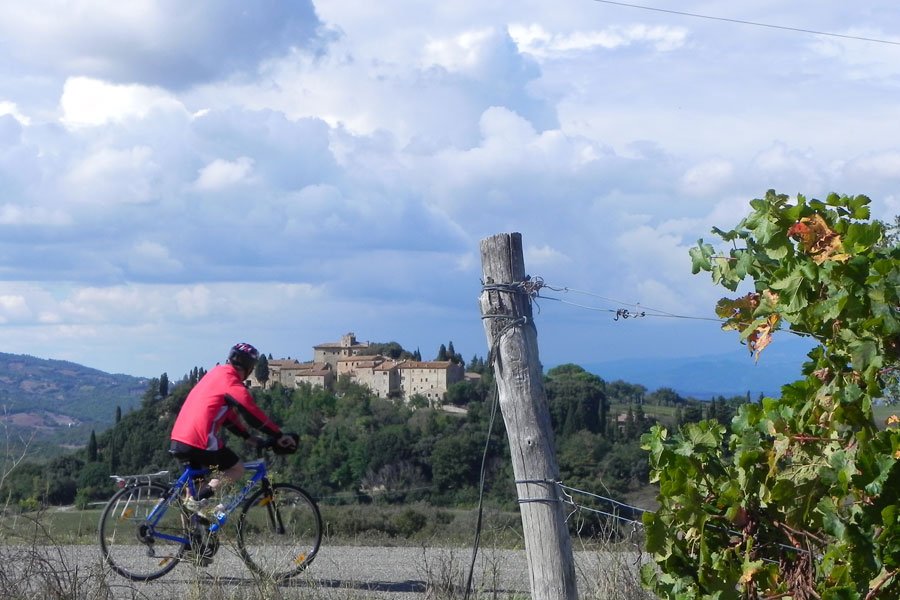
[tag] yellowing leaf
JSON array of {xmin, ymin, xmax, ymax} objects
[
  {"xmin": 716, "ymin": 294, "xmax": 759, "ymax": 330},
  {"xmin": 789, "ymin": 214, "xmax": 848, "ymax": 264},
  {"xmin": 739, "ymin": 562, "xmax": 762, "ymax": 584},
  {"xmin": 747, "ymin": 314, "xmax": 780, "ymax": 361}
]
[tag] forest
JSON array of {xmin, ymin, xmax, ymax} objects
[{"xmin": 2, "ymin": 349, "xmax": 749, "ymax": 517}]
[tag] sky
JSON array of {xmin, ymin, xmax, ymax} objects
[{"xmin": 0, "ymin": 1, "xmax": 898, "ymax": 379}]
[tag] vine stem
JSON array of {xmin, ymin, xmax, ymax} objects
[
  {"xmin": 865, "ymin": 568, "xmax": 900, "ymax": 600},
  {"xmin": 773, "ymin": 520, "xmax": 827, "ymax": 546}
]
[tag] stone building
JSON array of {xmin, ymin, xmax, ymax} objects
[
  {"xmin": 313, "ymin": 332, "xmax": 370, "ymax": 369},
  {"xmin": 247, "ymin": 358, "xmax": 334, "ymax": 390},
  {"xmin": 285, "ymin": 361, "xmax": 335, "ymax": 390},
  {"xmin": 336, "ymin": 355, "xmax": 401, "ymax": 399},
  {"xmin": 397, "ymin": 360, "xmax": 465, "ymax": 403},
  {"xmin": 246, "ymin": 333, "xmax": 468, "ymax": 405}
]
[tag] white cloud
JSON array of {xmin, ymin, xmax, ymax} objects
[
  {"xmin": 1, "ymin": 2, "xmax": 899, "ymax": 378},
  {"xmin": 61, "ymin": 287, "xmax": 157, "ymax": 322},
  {"xmin": 681, "ymin": 159, "xmax": 734, "ymax": 196},
  {"xmin": 0, "ymin": 204, "xmax": 71, "ymax": 226},
  {"xmin": 0, "ymin": 2, "xmax": 323, "ymax": 89},
  {"xmin": 0, "ymin": 101, "xmax": 30, "ymax": 125},
  {"xmin": 508, "ymin": 23, "xmax": 688, "ymax": 58},
  {"xmin": 479, "ymin": 106, "xmax": 538, "ymax": 147},
  {"xmin": 175, "ymin": 285, "xmax": 212, "ymax": 319},
  {"xmin": 194, "ymin": 157, "xmax": 255, "ymax": 191},
  {"xmin": 424, "ymin": 28, "xmax": 497, "ymax": 72},
  {"xmin": 64, "ymin": 145, "xmax": 158, "ymax": 204},
  {"xmin": 751, "ymin": 143, "xmax": 825, "ymax": 193},
  {"xmin": 60, "ymin": 77, "xmax": 186, "ymax": 128},
  {"xmin": 128, "ymin": 241, "xmax": 183, "ymax": 276},
  {"xmin": 616, "ymin": 226, "xmax": 689, "ymax": 283},
  {"xmin": 526, "ymin": 244, "xmax": 571, "ymax": 267},
  {"xmin": 808, "ymin": 29, "xmax": 900, "ymax": 81},
  {"xmin": 41, "ymin": 282, "xmax": 327, "ymax": 329},
  {"xmin": 0, "ymin": 295, "xmax": 31, "ymax": 322},
  {"xmin": 845, "ymin": 151, "xmax": 900, "ymax": 180}
]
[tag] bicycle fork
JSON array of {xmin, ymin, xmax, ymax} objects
[{"xmin": 260, "ymin": 487, "xmax": 286, "ymax": 535}]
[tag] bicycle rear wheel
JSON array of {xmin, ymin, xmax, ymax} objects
[
  {"xmin": 237, "ymin": 483, "xmax": 322, "ymax": 581},
  {"xmin": 98, "ymin": 482, "xmax": 187, "ymax": 581}
]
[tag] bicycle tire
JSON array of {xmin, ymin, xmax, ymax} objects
[
  {"xmin": 98, "ymin": 482, "xmax": 187, "ymax": 581},
  {"xmin": 237, "ymin": 483, "xmax": 322, "ymax": 581}
]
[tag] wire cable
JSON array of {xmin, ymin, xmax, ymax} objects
[
  {"xmin": 536, "ymin": 280, "xmax": 726, "ymax": 323},
  {"xmin": 462, "ymin": 380, "xmax": 500, "ymax": 600},
  {"xmin": 592, "ymin": 0, "xmax": 900, "ymax": 46}
]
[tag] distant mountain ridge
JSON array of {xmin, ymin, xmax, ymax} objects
[
  {"xmin": 582, "ymin": 347, "xmax": 809, "ymax": 399},
  {"xmin": 0, "ymin": 352, "xmax": 146, "ymax": 435}
]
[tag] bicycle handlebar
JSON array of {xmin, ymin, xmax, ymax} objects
[{"xmin": 255, "ymin": 433, "xmax": 298, "ymax": 454}]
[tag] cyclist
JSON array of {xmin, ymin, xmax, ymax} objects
[{"xmin": 169, "ymin": 342, "xmax": 297, "ymax": 509}]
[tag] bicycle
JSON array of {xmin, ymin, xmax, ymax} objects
[{"xmin": 98, "ymin": 441, "xmax": 322, "ymax": 582}]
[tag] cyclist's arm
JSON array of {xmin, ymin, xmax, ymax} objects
[
  {"xmin": 223, "ymin": 412, "xmax": 251, "ymax": 439},
  {"xmin": 224, "ymin": 392, "xmax": 281, "ymax": 438}
]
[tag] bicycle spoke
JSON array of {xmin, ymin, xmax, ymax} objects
[
  {"xmin": 237, "ymin": 483, "xmax": 322, "ymax": 581},
  {"xmin": 98, "ymin": 483, "xmax": 187, "ymax": 581}
]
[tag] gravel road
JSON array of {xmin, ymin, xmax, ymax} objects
[{"xmin": 5, "ymin": 543, "xmax": 645, "ymax": 599}]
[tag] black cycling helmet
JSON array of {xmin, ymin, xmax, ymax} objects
[{"xmin": 228, "ymin": 342, "xmax": 259, "ymax": 373}]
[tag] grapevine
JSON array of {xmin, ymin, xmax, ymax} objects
[{"xmin": 642, "ymin": 190, "xmax": 900, "ymax": 599}]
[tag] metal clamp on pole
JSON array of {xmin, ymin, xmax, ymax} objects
[{"xmin": 515, "ymin": 478, "xmax": 562, "ymax": 505}]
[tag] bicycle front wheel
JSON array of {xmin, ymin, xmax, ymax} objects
[
  {"xmin": 98, "ymin": 482, "xmax": 187, "ymax": 581},
  {"xmin": 237, "ymin": 483, "xmax": 322, "ymax": 581}
]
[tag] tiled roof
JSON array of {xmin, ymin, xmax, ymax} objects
[
  {"xmin": 397, "ymin": 360, "xmax": 456, "ymax": 370},
  {"xmin": 314, "ymin": 341, "xmax": 370, "ymax": 349},
  {"xmin": 268, "ymin": 359, "xmax": 300, "ymax": 367},
  {"xmin": 283, "ymin": 361, "xmax": 331, "ymax": 375}
]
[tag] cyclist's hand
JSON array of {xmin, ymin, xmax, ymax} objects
[{"xmin": 275, "ymin": 433, "xmax": 297, "ymax": 452}]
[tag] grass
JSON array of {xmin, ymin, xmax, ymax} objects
[
  {"xmin": 2, "ymin": 502, "xmax": 526, "ymax": 548},
  {"xmin": 1, "ymin": 507, "xmax": 104, "ymax": 544}
]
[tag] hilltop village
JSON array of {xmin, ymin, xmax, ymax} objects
[{"xmin": 245, "ymin": 333, "xmax": 475, "ymax": 404}]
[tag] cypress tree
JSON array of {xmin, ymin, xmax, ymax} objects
[
  {"xmin": 256, "ymin": 354, "xmax": 270, "ymax": 385},
  {"xmin": 87, "ymin": 430, "xmax": 98, "ymax": 462},
  {"xmin": 109, "ymin": 434, "xmax": 119, "ymax": 471},
  {"xmin": 159, "ymin": 372, "xmax": 169, "ymax": 398}
]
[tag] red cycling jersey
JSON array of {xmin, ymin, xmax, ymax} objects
[{"xmin": 170, "ymin": 364, "xmax": 281, "ymax": 451}]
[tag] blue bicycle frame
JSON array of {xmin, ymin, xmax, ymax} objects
[{"xmin": 144, "ymin": 459, "xmax": 270, "ymax": 545}]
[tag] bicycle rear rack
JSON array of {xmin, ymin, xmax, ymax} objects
[{"xmin": 109, "ymin": 471, "xmax": 171, "ymax": 488}]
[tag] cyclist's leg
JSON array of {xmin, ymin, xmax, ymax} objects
[
  {"xmin": 171, "ymin": 443, "xmax": 242, "ymax": 501},
  {"xmin": 203, "ymin": 448, "xmax": 243, "ymax": 502}
]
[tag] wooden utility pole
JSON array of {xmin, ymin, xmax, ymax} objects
[{"xmin": 478, "ymin": 233, "xmax": 578, "ymax": 600}]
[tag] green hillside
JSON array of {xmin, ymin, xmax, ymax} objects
[{"xmin": 0, "ymin": 352, "xmax": 146, "ymax": 448}]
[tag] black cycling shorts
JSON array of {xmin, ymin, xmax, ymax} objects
[{"xmin": 170, "ymin": 440, "xmax": 240, "ymax": 471}]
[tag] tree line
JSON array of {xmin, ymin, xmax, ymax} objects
[{"xmin": 1, "ymin": 343, "xmax": 750, "ymax": 513}]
